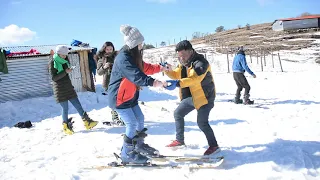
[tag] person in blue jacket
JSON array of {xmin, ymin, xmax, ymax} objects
[
  {"xmin": 232, "ymin": 46, "xmax": 256, "ymax": 104},
  {"xmin": 107, "ymin": 24, "xmax": 168, "ymax": 164}
]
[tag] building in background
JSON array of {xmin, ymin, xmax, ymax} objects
[
  {"xmin": 272, "ymin": 15, "xmax": 320, "ymax": 31},
  {"xmin": 0, "ymin": 45, "xmax": 95, "ymax": 103}
]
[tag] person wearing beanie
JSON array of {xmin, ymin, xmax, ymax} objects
[
  {"xmin": 232, "ymin": 46, "xmax": 256, "ymax": 104},
  {"xmin": 48, "ymin": 45, "xmax": 98, "ymax": 135},
  {"xmin": 96, "ymin": 41, "xmax": 124, "ymax": 126},
  {"xmin": 106, "ymin": 24, "xmax": 170, "ymax": 164},
  {"xmin": 163, "ymin": 40, "xmax": 220, "ymax": 156}
]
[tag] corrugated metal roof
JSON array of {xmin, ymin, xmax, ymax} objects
[
  {"xmin": 278, "ymin": 15, "xmax": 320, "ymax": 21},
  {"xmin": 0, "ymin": 44, "xmax": 94, "ymax": 58}
]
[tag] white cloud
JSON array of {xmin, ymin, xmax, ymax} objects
[
  {"xmin": 0, "ymin": 24, "xmax": 36, "ymax": 46},
  {"xmin": 146, "ymin": 0, "xmax": 176, "ymax": 4}
]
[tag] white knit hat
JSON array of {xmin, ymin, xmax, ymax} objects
[
  {"xmin": 56, "ymin": 45, "xmax": 69, "ymax": 55},
  {"xmin": 120, "ymin": 25, "xmax": 144, "ymax": 49}
]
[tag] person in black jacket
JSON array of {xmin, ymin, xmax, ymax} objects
[{"xmin": 49, "ymin": 45, "xmax": 98, "ymax": 135}]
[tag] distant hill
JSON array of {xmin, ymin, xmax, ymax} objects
[
  {"xmin": 144, "ymin": 21, "xmax": 320, "ymax": 66},
  {"xmin": 190, "ymin": 22, "xmax": 320, "ymax": 54}
]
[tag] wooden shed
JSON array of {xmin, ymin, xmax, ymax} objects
[{"xmin": 0, "ymin": 45, "xmax": 95, "ymax": 103}]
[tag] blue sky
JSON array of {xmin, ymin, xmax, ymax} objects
[{"xmin": 0, "ymin": 0, "xmax": 319, "ymax": 50}]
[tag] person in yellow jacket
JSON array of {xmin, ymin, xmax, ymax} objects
[{"xmin": 163, "ymin": 40, "xmax": 220, "ymax": 156}]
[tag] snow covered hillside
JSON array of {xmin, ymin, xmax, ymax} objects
[{"xmin": 0, "ymin": 43, "xmax": 320, "ymax": 180}]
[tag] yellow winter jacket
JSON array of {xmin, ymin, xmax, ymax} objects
[{"xmin": 165, "ymin": 53, "xmax": 216, "ymax": 110}]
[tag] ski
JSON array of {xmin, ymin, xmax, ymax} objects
[
  {"xmin": 148, "ymin": 155, "xmax": 224, "ymax": 163},
  {"xmin": 84, "ymin": 162, "xmax": 180, "ymax": 170},
  {"xmin": 88, "ymin": 153, "xmax": 224, "ymax": 170},
  {"xmin": 96, "ymin": 154, "xmax": 224, "ymax": 162},
  {"xmin": 84, "ymin": 162, "xmax": 223, "ymax": 170}
]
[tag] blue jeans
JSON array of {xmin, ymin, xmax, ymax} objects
[
  {"xmin": 59, "ymin": 97, "xmax": 85, "ymax": 123},
  {"xmin": 115, "ymin": 105, "xmax": 144, "ymax": 139}
]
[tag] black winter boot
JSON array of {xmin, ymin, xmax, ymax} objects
[
  {"xmin": 234, "ymin": 94, "xmax": 243, "ymax": 104},
  {"xmin": 243, "ymin": 94, "xmax": 254, "ymax": 105}
]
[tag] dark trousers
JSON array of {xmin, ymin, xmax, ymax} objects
[
  {"xmin": 173, "ymin": 97, "xmax": 218, "ymax": 147},
  {"xmin": 233, "ymin": 72, "xmax": 250, "ymax": 99}
]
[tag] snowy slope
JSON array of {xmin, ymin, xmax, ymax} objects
[{"xmin": 0, "ymin": 43, "xmax": 320, "ymax": 180}]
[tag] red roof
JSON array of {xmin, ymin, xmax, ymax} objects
[{"xmin": 278, "ymin": 15, "xmax": 320, "ymax": 21}]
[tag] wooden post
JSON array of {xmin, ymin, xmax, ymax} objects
[
  {"xmin": 272, "ymin": 51, "xmax": 274, "ymax": 68},
  {"xmin": 260, "ymin": 49, "xmax": 263, "ymax": 71},
  {"xmin": 227, "ymin": 49, "xmax": 230, "ymax": 73},
  {"xmin": 212, "ymin": 53, "xmax": 214, "ymax": 64},
  {"xmin": 278, "ymin": 53, "xmax": 283, "ymax": 72},
  {"xmin": 263, "ymin": 50, "xmax": 266, "ymax": 66},
  {"xmin": 160, "ymin": 57, "xmax": 164, "ymax": 76},
  {"xmin": 84, "ymin": 51, "xmax": 92, "ymax": 91},
  {"xmin": 256, "ymin": 51, "xmax": 259, "ymax": 64},
  {"xmin": 249, "ymin": 51, "xmax": 252, "ymax": 63},
  {"xmin": 79, "ymin": 51, "xmax": 87, "ymax": 90},
  {"xmin": 81, "ymin": 51, "xmax": 93, "ymax": 92}
]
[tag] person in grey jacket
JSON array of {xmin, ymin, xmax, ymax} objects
[{"xmin": 49, "ymin": 45, "xmax": 98, "ymax": 135}]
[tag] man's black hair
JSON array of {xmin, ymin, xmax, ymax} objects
[{"xmin": 175, "ymin": 40, "xmax": 193, "ymax": 52}]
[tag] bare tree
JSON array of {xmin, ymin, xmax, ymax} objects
[
  {"xmin": 298, "ymin": 12, "xmax": 311, "ymax": 17},
  {"xmin": 215, "ymin": 26, "xmax": 225, "ymax": 33},
  {"xmin": 143, "ymin": 44, "xmax": 155, "ymax": 49},
  {"xmin": 246, "ymin": 23, "xmax": 251, "ymax": 30},
  {"xmin": 192, "ymin": 32, "xmax": 201, "ymax": 39}
]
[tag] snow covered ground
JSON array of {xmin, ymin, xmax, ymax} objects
[{"xmin": 1, "ymin": 43, "xmax": 320, "ymax": 180}]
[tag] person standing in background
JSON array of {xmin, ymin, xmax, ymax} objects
[
  {"xmin": 96, "ymin": 41, "xmax": 123, "ymax": 125},
  {"xmin": 49, "ymin": 45, "xmax": 98, "ymax": 135}
]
